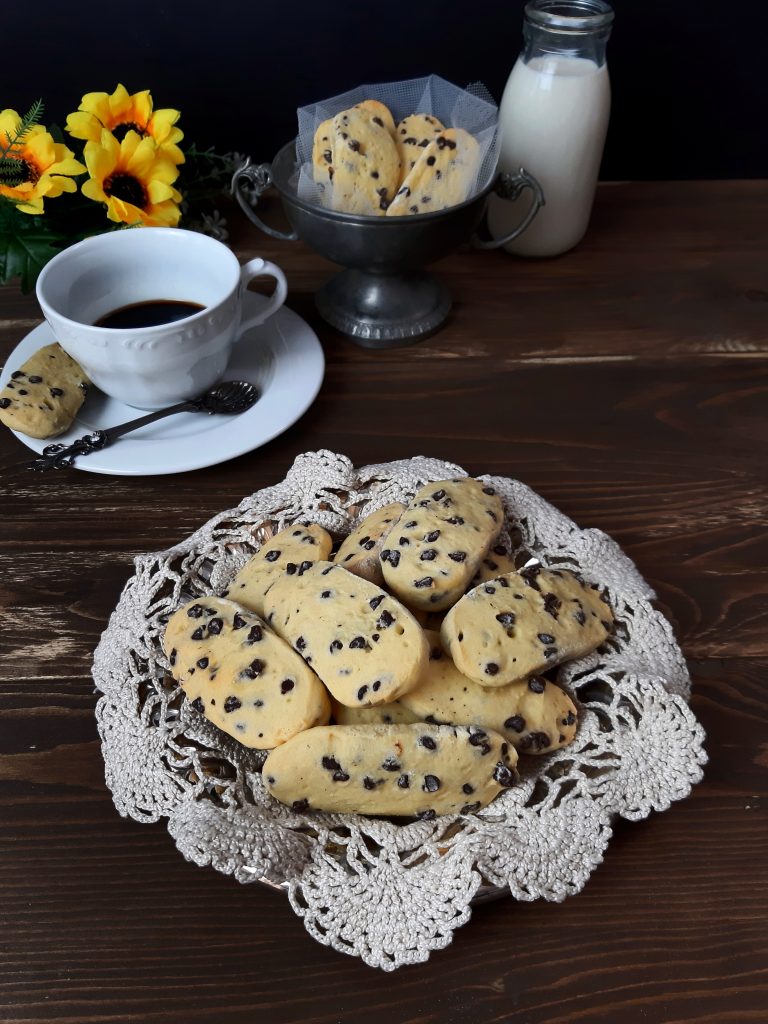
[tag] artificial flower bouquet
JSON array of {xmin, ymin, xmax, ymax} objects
[{"xmin": 0, "ymin": 85, "xmax": 242, "ymax": 291}]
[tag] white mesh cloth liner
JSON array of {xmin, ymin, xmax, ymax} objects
[
  {"xmin": 94, "ymin": 451, "xmax": 707, "ymax": 971},
  {"xmin": 293, "ymin": 76, "xmax": 499, "ymax": 209}
]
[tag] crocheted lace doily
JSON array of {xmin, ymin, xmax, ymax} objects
[{"xmin": 94, "ymin": 451, "xmax": 707, "ymax": 971}]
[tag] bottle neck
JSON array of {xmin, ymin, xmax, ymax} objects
[{"xmin": 521, "ymin": 0, "xmax": 613, "ymax": 67}]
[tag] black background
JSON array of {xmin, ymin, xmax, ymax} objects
[{"xmin": 10, "ymin": 1, "xmax": 767, "ymax": 178}]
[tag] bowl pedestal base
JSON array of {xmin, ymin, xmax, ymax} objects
[{"xmin": 315, "ymin": 269, "xmax": 452, "ymax": 348}]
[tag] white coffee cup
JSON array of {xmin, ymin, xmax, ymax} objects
[{"xmin": 36, "ymin": 227, "xmax": 288, "ymax": 409}]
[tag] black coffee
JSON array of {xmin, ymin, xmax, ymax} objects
[{"xmin": 94, "ymin": 299, "xmax": 205, "ymax": 329}]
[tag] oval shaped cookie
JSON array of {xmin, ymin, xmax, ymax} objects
[
  {"xmin": 379, "ymin": 478, "xmax": 503, "ymax": 612},
  {"xmin": 262, "ymin": 722, "xmax": 517, "ymax": 817},
  {"xmin": 400, "ymin": 632, "xmax": 578, "ymax": 754},
  {"xmin": 0, "ymin": 342, "xmax": 90, "ymax": 439},
  {"xmin": 333, "ymin": 500, "xmax": 404, "ymax": 585},
  {"xmin": 394, "ymin": 112, "xmax": 445, "ymax": 178},
  {"xmin": 226, "ymin": 523, "xmax": 333, "ymax": 617},
  {"xmin": 263, "ymin": 560, "xmax": 428, "ymax": 708},
  {"xmin": 387, "ymin": 128, "xmax": 480, "ymax": 217},
  {"xmin": 330, "ymin": 106, "xmax": 401, "ymax": 215},
  {"xmin": 163, "ymin": 597, "xmax": 330, "ymax": 749},
  {"xmin": 441, "ymin": 566, "xmax": 614, "ymax": 686}
]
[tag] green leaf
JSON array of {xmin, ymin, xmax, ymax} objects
[
  {"xmin": 0, "ymin": 99, "xmax": 45, "ymax": 157},
  {"xmin": 0, "ymin": 203, "xmax": 67, "ymax": 292}
]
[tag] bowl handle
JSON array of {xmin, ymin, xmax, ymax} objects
[
  {"xmin": 231, "ymin": 159, "xmax": 300, "ymax": 242},
  {"xmin": 472, "ymin": 168, "xmax": 545, "ymax": 250}
]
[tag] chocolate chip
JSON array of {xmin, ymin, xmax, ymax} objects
[
  {"xmin": 348, "ymin": 138, "xmax": 361, "ymax": 152},
  {"xmin": 432, "ymin": 489, "xmax": 446, "ymax": 500},
  {"xmin": 253, "ymin": 699, "xmax": 264, "ymax": 708},
  {"xmin": 496, "ymin": 612, "xmax": 516, "ymax": 627},
  {"xmin": 292, "ymin": 799, "xmax": 309, "ymax": 812},
  {"xmin": 399, "ymin": 536, "xmax": 410, "ymax": 546},
  {"xmin": 543, "ymin": 593, "xmax": 561, "ymax": 619},
  {"xmin": 357, "ymin": 685, "xmax": 368, "ymax": 701},
  {"xmin": 448, "ymin": 551, "xmax": 466, "ymax": 562},
  {"xmin": 286, "ymin": 562, "xmax": 297, "ymax": 575},
  {"xmin": 187, "ymin": 604, "xmax": 204, "ymax": 618},
  {"xmin": 544, "ymin": 647, "xmax": 557, "ymax": 658},
  {"xmin": 520, "ymin": 565, "xmax": 542, "ymax": 590},
  {"xmin": 281, "ymin": 679, "xmax": 294, "ymax": 694},
  {"xmin": 505, "ymin": 715, "xmax": 526, "ymax": 732},
  {"xmin": 414, "ymin": 577, "xmax": 433, "ymax": 588},
  {"xmin": 423, "ymin": 774, "xmax": 441, "ymax": 793},
  {"xmin": 485, "ymin": 663, "xmax": 499, "ymax": 676},
  {"xmin": 190, "ymin": 626, "xmax": 205, "ymax": 641},
  {"xmin": 483, "ymin": 486, "xmax": 496, "ymax": 495},
  {"xmin": 10, "ymin": 371, "xmax": 24, "ymax": 379},
  {"xmin": 397, "ymin": 185, "xmax": 411, "ymax": 197},
  {"xmin": 381, "ymin": 757, "xmax": 400, "ymax": 772},
  {"xmin": 426, "ymin": 155, "xmax": 436, "ymax": 166},
  {"xmin": 247, "ymin": 625, "xmax": 263, "ymax": 644},
  {"xmin": 0, "ymin": 398, "xmax": 10, "ymax": 409},
  {"xmin": 484, "ymin": 585, "xmax": 496, "ymax": 595},
  {"xmin": 321, "ymin": 566, "xmax": 334, "ymax": 575},
  {"xmin": 520, "ymin": 731, "xmax": 550, "ymax": 752},
  {"xmin": 295, "ymin": 636, "xmax": 306, "ymax": 651},
  {"xmin": 409, "ymin": 205, "xmax": 418, "ymax": 214},
  {"xmin": 297, "ymin": 560, "xmax": 313, "ymax": 576},
  {"xmin": 230, "ymin": 613, "xmax": 246, "ymax": 630},
  {"xmin": 565, "ymin": 711, "xmax": 577, "ymax": 726},
  {"xmin": 169, "ymin": 648, "xmax": 177, "ymax": 666},
  {"xmin": 265, "ymin": 549, "xmax": 280, "ymax": 562},
  {"xmin": 224, "ymin": 695, "xmax": 242, "ymax": 713},
  {"xmin": 397, "ymin": 774, "xmax": 410, "ymax": 788},
  {"xmin": 419, "ymin": 735, "xmax": 437, "ymax": 750},
  {"xmin": 493, "ymin": 762, "xmax": 515, "ymax": 787},
  {"xmin": 196, "ymin": 657, "xmax": 209, "ymax": 669},
  {"xmin": 371, "ymin": 634, "xmax": 380, "ymax": 643},
  {"xmin": 416, "ymin": 809, "xmax": 436, "ymax": 820},
  {"xmin": 369, "ymin": 595, "xmax": 385, "ymax": 610},
  {"xmin": 371, "ymin": 170, "xmax": 379, "ymax": 178},
  {"xmin": 349, "ymin": 636, "xmax": 367, "ymax": 649},
  {"xmin": 242, "ymin": 659, "xmax": 265, "ymax": 679},
  {"xmin": 420, "ymin": 549, "xmax": 437, "ymax": 561},
  {"xmin": 322, "ymin": 756, "xmax": 341, "ymax": 771},
  {"xmin": 575, "ymin": 610, "xmax": 587, "ymax": 625},
  {"xmin": 528, "ymin": 678, "xmax": 546, "ymax": 693},
  {"xmin": 363, "ymin": 539, "xmax": 376, "ymax": 550},
  {"xmin": 333, "ymin": 771, "xmax": 350, "ymax": 782},
  {"xmin": 404, "ymin": 520, "xmax": 417, "ymax": 528},
  {"xmin": 372, "ymin": 680, "xmax": 381, "ymax": 691},
  {"xmin": 329, "ymin": 639, "xmax": 343, "ymax": 653},
  {"xmin": 189, "ymin": 696, "xmax": 204, "ymax": 714},
  {"xmin": 321, "ymin": 590, "xmax": 331, "ymax": 598},
  {"xmin": 446, "ymin": 516, "xmax": 465, "ymax": 525},
  {"xmin": 208, "ymin": 618, "xmax": 223, "ymax": 635},
  {"xmin": 363, "ymin": 777, "xmax": 379, "ymax": 790},
  {"xmin": 27, "ymin": 375, "xmax": 42, "ymax": 383},
  {"xmin": 538, "ymin": 633, "xmax": 555, "ymax": 644},
  {"xmin": 377, "ymin": 610, "xmax": 395, "ymax": 629},
  {"xmin": 381, "ymin": 549, "xmax": 400, "ymax": 567}
]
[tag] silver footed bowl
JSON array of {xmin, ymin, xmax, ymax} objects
[{"xmin": 232, "ymin": 142, "xmax": 544, "ymax": 348}]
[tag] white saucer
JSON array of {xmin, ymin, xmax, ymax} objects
[{"xmin": 2, "ymin": 293, "xmax": 325, "ymax": 476}]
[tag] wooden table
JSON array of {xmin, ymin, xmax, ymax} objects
[{"xmin": 1, "ymin": 182, "xmax": 766, "ymax": 1023}]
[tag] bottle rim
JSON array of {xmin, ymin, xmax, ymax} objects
[{"xmin": 525, "ymin": 0, "xmax": 614, "ymax": 31}]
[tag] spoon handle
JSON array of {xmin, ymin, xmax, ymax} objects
[{"xmin": 28, "ymin": 399, "xmax": 197, "ymax": 472}]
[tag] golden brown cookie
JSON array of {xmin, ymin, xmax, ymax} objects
[
  {"xmin": 0, "ymin": 342, "xmax": 90, "ymax": 438},
  {"xmin": 394, "ymin": 113, "xmax": 445, "ymax": 180},
  {"xmin": 386, "ymin": 128, "xmax": 480, "ymax": 217},
  {"xmin": 329, "ymin": 106, "xmax": 401, "ymax": 215}
]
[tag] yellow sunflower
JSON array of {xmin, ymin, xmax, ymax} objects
[
  {"xmin": 66, "ymin": 84, "xmax": 184, "ymax": 164},
  {"xmin": 82, "ymin": 129, "xmax": 182, "ymax": 227},
  {"xmin": 0, "ymin": 109, "xmax": 85, "ymax": 214}
]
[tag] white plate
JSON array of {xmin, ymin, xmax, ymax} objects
[{"xmin": 1, "ymin": 294, "xmax": 324, "ymax": 476}]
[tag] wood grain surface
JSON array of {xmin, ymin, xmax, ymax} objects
[{"xmin": 1, "ymin": 181, "xmax": 766, "ymax": 1024}]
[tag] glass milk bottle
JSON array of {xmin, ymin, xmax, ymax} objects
[{"xmin": 488, "ymin": 0, "xmax": 614, "ymax": 257}]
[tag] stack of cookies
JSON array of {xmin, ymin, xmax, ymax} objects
[
  {"xmin": 312, "ymin": 99, "xmax": 481, "ymax": 217},
  {"xmin": 163, "ymin": 477, "xmax": 614, "ymax": 820}
]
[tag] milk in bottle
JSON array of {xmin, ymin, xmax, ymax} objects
[{"xmin": 488, "ymin": 0, "xmax": 614, "ymax": 257}]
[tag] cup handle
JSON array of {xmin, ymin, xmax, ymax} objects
[{"xmin": 236, "ymin": 257, "xmax": 288, "ymax": 336}]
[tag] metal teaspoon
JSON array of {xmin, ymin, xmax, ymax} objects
[{"xmin": 28, "ymin": 380, "xmax": 260, "ymax": 471}]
